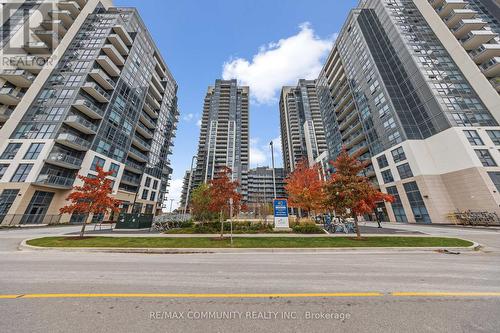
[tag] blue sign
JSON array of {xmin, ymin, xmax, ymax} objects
[{"xmin": 273, "ymin": 199, "xmax": 288, "ymax": 217}]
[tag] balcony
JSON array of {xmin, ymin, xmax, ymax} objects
[
  {"xmin": 489, "ymin": 77, "xmax": 500, "ymax": 92},
  {"xmin": 151, "ymin": 71, "xmax": 165, "ymax": 92},
  {"xmin": 470, "ymin": 44, "xmax": 500, "ymax": 64},
  {"xmin": 89, "ymin": 68, "xmax": 115, "ymax": 90},
  {"xmin": 139, "ymin": 112, "xmax": 157, "ymax": 129},
  {"xmin": 40, "ymin": 20, "xmax": 67, "ymax": 37},
  {"xmin": 0, "ymin": 88, "xmax": 24, "ymax": 105},
  {"xmin": 107, "ymin": 34, "xmax": 129, "ymax": 55},
  {"xmin": 0, "ymin": 69, "xmax": 35, "ymax": 88},
  {"xmin": 34, "ymin": 174, "xmax": 75, "ymax": 189},
  {"xmin": 55, "ymin": 133, "xmax": 92, "ymax": 151},
  {"xmin": 436, "ymin": 0, "xmax": 467, "ymax": 18},
  {"xmin": 48, "ymin": 10, "xmax": 74, "ymax": 28},
  {"xmin": 124, "ymin": 159, "xmax": 145, "ymax": 174},
  {"xmin": 23, "ymin": 41, "xmax": 50, "ymax": 54},
  {"xmin": 128, "ymin": 146, "xmax": 148, "ymax": 162},
  {"xmin": 64, "ymin": 115, "xmax": 98, "ymax": 134},
  {"xmin": 113, "ymin": 25, "xmax": 133, "ymax": 46},
  {"xmin": 460, "ymin": 30, "xmax": 498, "ymax": 50},
  {"xmin": 149, "ymin": 83, "xmax": 162, "ymax": 102},
  {"xmin": 46, "ymin": 152, "xmax": 83, "ymax": 169},
  {"xmin": 135, "ymin": 121, "xmax": 154, "ymax": 139},
  {"xmin": 57, "ymin": 1, "xmax": 81, "ymax": 18},
  {"xmin": 444, "ymin": 9, "xmax": 477, "ymax": 28},
  {"xmin": 13, "ymin": 55, "xmax": 48, "ymax": 74},
  {"xmin": 481, "ymin": 57, "xmax": 500, "ymax": 77},
  {"xmin": 143, "ymin": 100, "xmax": 159, "ymax": 119},
  {"xmin": 73, "ymin": 99, "xmax": 104, "ymax": 119},
  {"xmin": 452, "ymin": 19, "xmax": 487, "ymax": 38},
  {"xmin": 430, "ymin": 0, "xmax": 445, "ymax": 8},
  {"xmin": 102, "ymin": 44, "xmax": 125, "ymax": 66},
  {"xmin": 120, "ymin": 174, "xmax": 141, "ymax": 186},
  {"xmin": 74, "ymin": 0, "xmax": 87, "ymax": 8},
  {"xmin": 82, "ymin": 82, "xmax": 111, "ymax": 103},
  {"xmin": 146, "ymin": 92, "xmax": 161, "ymax": 110},
  {"xmin": 33, "ymin": 30, "xmax": 58, "ymax": 48},
  {"xmin": 96, "ymin": 55, "xmax": 121, "ymax": 77},
  {"xmin": 132, "ymin": 135, "xmax": 152, "ymax": 151}
]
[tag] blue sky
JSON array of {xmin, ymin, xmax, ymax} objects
[{"xmin": 115, "ymin": 0, "xmax": 358, "ymax": 209}]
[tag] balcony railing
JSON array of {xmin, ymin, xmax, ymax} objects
[
  {"xmin": 46, "ymin": 152, "xmax": 83, "ymax": 169},
  {"xmin": 73, "ymin": 98, "xmax": 105, "ymax": 119},
  {"xmin": 35, "ymin": 174, "xmax": 75, "ymax": 188},
  {"xmin": 56, "ymin": 132, "xmax": 92, "ymax": 150}
]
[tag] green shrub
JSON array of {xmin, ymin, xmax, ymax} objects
[{"xmin": 292, "ymin": 223, "xmax": 324, "ymax": 234}]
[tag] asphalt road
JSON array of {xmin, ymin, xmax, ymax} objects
[{"xmin": 1, "ymin": 224, "xmax": 500, "ymax": 332}]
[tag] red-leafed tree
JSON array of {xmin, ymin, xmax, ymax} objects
[
  {"xmin": 60, "ymin": 167, "xmax": 121, "ymax": 238},
  {"xmin": 208, "ymin": 166, "xmax": 242, "ymax": 238},
  {"xmin": 285, "ymin": 159, "xmax": 325, "ymax": 218},
  {"xmin": 323, "ymin": 148, "xmax": 394, "ymax": 238}
]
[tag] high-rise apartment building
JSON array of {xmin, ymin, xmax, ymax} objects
[
  {"xmin": 317, "ymin": 0, "xmax": 500, "ymax": 224},
  {"xmin": 192, "ymin": 79, "xmax": 249, "ymax": 201},
  {"xmin": 247, "ymin": 166, "xmax": 286, "ymax": 211},
  {"xmin": 179, "ymin": 169, "xmax": 191, "ymax": 211},
  {"xmin": 279, "ymin": 79, "xmax": 327, "ymax": 174},
  {"xmin": 424, "ymin": 0, "xmax": 500, "ymax": 93},
  {"xmin": 0, "ymin": 1, "xmax": 178, "ymax": 225}
]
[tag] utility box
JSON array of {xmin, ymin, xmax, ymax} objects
[{"xmin": 115, "ymin": 213, "xmax": 153, "ymax": 229}]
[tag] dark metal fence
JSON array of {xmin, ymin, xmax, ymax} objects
[{"xmin": 0, "ymin": 214, "xmax": 61, "ymax": 226}]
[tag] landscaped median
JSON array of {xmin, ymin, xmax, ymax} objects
[{"xmin": 25, "ymin": 236, "xmax": 473, "ymax": 250}]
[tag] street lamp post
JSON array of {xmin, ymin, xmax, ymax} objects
[
  {"xmin": 183, "ymin": 155, "xmax": 197, "ymax": 219},
  {"xmin": 270, "ymin": 140, "xmax": 277, "ymax": 199},
  {"xmin": 169, "ymin": 199, "xmax": 174, "ymax": 213}
]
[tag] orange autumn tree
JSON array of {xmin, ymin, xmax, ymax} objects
[
  {"xmin": 323, "ymin": 148, "xmax": 394, "ymax": 239},
  {"xmin": 284, "ymin": 159, "xmax": 325, "ymax": 219},
  {"xmin": 60, "ymin": 166, "xmax": 121, "ymax": 238},
  {"xmin": 208, "ymin": 166, "xmax": 242, "ymax": 238}
]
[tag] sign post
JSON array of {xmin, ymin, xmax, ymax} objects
[{"xmin": 273, "ymin": 198, "xmax": 290, "ymax": 231}]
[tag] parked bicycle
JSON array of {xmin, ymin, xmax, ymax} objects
[
  {"xmin": 325, "ymin": 217, "xmax": 357, "ymax": 234},
  {"xmin": 452, "ymin": 210, "xmax": 500, "ymax": 226}
]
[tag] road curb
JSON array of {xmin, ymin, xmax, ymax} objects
[{"xmin": 19, "ymin": 238, "xmax": 481, "ymax": 254}]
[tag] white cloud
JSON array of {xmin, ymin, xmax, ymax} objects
[
  {"xmin": 250, "ymin": 137, "xmax": 283, "ymax": 167},
  {"xmin": 165, "ymin": 178, "xmax": 183, "ymax": 212},
  {"xmin": 196, "ymin": 118, "xmax": 202, "ymax": 128},
  {"xmin": 183, "ymin": 113, "xmax": 195, "ymax": 122},
  {"xmin": 222, "ymin": 22, "xmax": 334, "ymax": 104}
]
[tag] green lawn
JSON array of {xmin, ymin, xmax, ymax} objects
[{"xmin": 26, "ymin": 236, "xmax": 473, "ymax": 248}]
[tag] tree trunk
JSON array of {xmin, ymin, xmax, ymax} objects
[
  {"xmin": 79, "ymin": 213, "xmax": 90, "ymax": 238},
  {"xmin": 219, "ymin": 210, "xmax": 224, "ymax": 238},
  {"xmin": 353, "ymin": 215, "xmax": 361, "ymax": 239}
]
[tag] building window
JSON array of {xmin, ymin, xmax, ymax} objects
[
  {"xmin": 0, "ymin": 164, "xmax": 9, "ymax": 179},
  {"xmin": 10, "ymin": 163, "xmax": 33, "ymax": 182},
  {"xmin": 377, "ymin": 155, "xmax": 389, "ymax": 169},
  {"xmin": 141, "ymin": 189, "xmax": 149, "ymax": 200},
  {"xmin": 145, "ymin": 204, "xmax": 154, "ymax": 214},
  {"xmin": 0, "ymin": 189, "xmax": 20, "ymax": 219},
  {"xmin": 487, "ymin": 130, "xmax": 500, "ymax": 145},
  {"xmin": 464, "ymin": 130, "xmax": 484, "ymax": 146},
  {"xmin": 397, "ymin": 163, "xmax": 413, "ymax": 180},
  {"xmin": 475, "ymin": 149, "xmax": 497, "ymax": 167},
  {"xmin": 153, "ymin": 179, "xmax": 158, "ymax": 190},
  {"xmin": 403, "ymin": 181, "xmax": 431, "ymax": 224},
  {"xmin": 488, "ymin": 172, "xmax": 500, "ymax": 192},
  {"xmin": 391, "ymin": 147, "xmax": 406, "ymax": 163},
  {"xmin": 90, "ymin": 156, "xmax": 105, "ymax": 171},
  {"xmin": 145, "ymin": 177, "xmax": 151, "ymax": 187},
  {"xmin": 109, "ymin": 163, "xmax": 120, "ymax": 177},
  {"xmin": 386, "ymin": 186, "xmax": 408, "ymax": 223},
  {"xmin": 0, "ymin": 143, "xmax": 22, "ymax": 159},
  {"xmin": 150, "ymin": 191, "xmax": 156, "ymax": 201},
  {"xmin": 24, "ymin": 143, "xmax": 44, "ymax": 159},
  {"xmin": 381, "ymin": 169, "xmax": 394, "ymax": 183}
]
